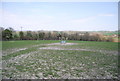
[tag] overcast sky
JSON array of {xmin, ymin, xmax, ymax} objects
[{"xmin": 1, "ymin": 2, "xmax": 118, "ymax": 31}]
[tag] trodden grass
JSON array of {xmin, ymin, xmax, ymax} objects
[{"xmin": 2, "ymin": 40, "xmax": 119, "ymax": 79}]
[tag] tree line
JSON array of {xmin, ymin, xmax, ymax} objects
[{"xmin": 0, "ymin": 27, "xmax": 115, "ymax": 42}]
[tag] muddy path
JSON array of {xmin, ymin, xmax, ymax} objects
[{"xmin": 39, "ymin": 43, "xmax": 118, "ymax": 55}]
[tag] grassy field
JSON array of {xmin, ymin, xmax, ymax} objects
[{"xmin": 2, "ymin": 40, "xmax": 119, "ymax": 79}]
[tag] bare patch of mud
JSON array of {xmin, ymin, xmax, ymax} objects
[
  {"xmin": 39, "ymin": 47, "xmax": 118, "ymax": 55},
  {"xmin": 39, "ymin": 47, "xmax": 88, "ymax": 51},
  {"xmin": 47, "ymin": 43, "xmax": 78, "ymax": 46}
]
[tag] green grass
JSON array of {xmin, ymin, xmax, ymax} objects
[
  {"xmin": 2, "ymin": 40, "xmax": 118, "ymax": 79},
  {"xmin": 2, "ymin": 40, "xmax": 118, "ymax": 51},
  {"xmin": 2, "ymin": 40, "xmax": 59, "ymax": 50},
  {"xmin": 66, "ymin": 40, "xmax": 118, "ymax": 51}
]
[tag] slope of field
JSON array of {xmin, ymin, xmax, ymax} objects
[
  {"xmin": 2, "ymin": 40, "xmax": 118, "ymax": 79},
  {"xmin": 102, "ymin": 31, "xmax": 119, "ymax": 36}
]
